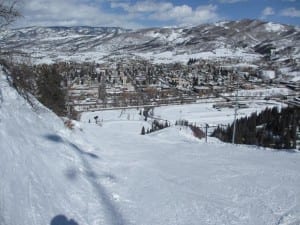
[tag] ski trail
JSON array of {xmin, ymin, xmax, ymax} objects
[
  {"xmin": 246, "ymin": 32, "xmax": 259, "ymax": 42},
  {"xmin": 54, "ymin": 134, "xmax": 128, "ymax": 225},
  {"xmin": 28, "ymin": 173, "xmax": 38, "ymax": 225}
]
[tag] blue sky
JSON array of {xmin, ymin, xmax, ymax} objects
[{"xmin": 17, "ymin": 0, "xmax": 300, "ymax": 28}]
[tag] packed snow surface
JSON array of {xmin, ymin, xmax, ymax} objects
[{"xmin": 1, "ymin": 69, "xmax": 300, "ymax": 225}]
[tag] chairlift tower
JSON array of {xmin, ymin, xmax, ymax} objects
[
  {"xmin": 66, "ymin": 74, "xmax": 71, "ymax": 118},
  {"xmin": 232, "ymin": 73, "xmax": 240, "ymax": 144}
]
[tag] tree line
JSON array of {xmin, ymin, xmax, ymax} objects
[
  {"xmin": 175, "ymin": 120, "xmax": 205, "ymax": 139},
  {"xmin": 211, "ymin": 107, "xmax": 300, "ymax": 149},
  {"xmin": 4, "ymin": 62, "xmax": 68, "ymax": 117},
  {"xmin": 141, "ymin": 119, "xmax": 170, "ymax": 135}
]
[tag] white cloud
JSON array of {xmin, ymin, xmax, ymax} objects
[
  {"xmin": 262, "ymin": 7, "xmax": 275, "ymax": 17},
  {"xmin": 151, "ymin": 4, "xmax": 218, "ymax": 25},
  {"xmin": 111, "ymin": 1, "xmax": 173, "ymax": 13},
  {"xmin": 280, "ymin": 7, "xmax": 300, "ymax": 17},
  {"xmin": 151, "ymin": 5, "xmax": 193, "ymax": 21},
  {"xmin": 218, "ymin": 0, "xmax": 247, "ymax": 3},
  {"xmin": 178, "ymin": 4, "xmax": 220, "ymax": 25},
  {"xmin": 114, "ymin": 1, "xmax": 220, "ymax": 26},
  {"xmin": 16, "ymin": 0, "xmax": 220, "ymax": 28},
  {"xmin": 17, "ymin": 0, "xmax": 142, "ymax": 28}
]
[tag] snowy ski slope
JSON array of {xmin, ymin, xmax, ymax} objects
[{"xmin": 1, "ymin": 69, "xmax": 300, "ymax": 225}]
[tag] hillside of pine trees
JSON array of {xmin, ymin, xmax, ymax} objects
[
  {"xmin": 212, "ymin": 107, "xmax": 300, "ymax": 150},
  {"xmin": 2, "ymin": 62, "xmax": 68, "ymax": 117}
]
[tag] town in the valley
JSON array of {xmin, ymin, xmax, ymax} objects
[{"xmin": 60, "ymin": 56, "xmax": 299, "ymax": 114}]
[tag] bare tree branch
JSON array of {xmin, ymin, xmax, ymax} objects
[{"xmin": 0, "ymin": 0, "xmax": 21, "ymax": 28}]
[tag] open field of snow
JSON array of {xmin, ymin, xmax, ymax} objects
[
  {"xmin": 224, "ymin": 87, "xmax": 294, "ymax": 98},
  {"xmin": 1, "ymin": 69, "xmax": 300, "ymax": 225},
  {"xmin": 81, "ymin": 99, "xmax": 284, "ymax": 128},
  {"xmin": 134, "ymin": 48, "xmax": 261, "ymax": 64}
]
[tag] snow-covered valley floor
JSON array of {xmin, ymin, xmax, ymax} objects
[{"xmin": 1, "ymin": 70, "xmax": 300, "ymax": 225}]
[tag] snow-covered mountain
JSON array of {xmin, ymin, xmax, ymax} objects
[
  {"xmin": 1, "ymin": 66, "xmax": 300, "ymax": 225},
  {"xmin": 1, "ymin": 19, "xmax": 299, "ymax": 63}
]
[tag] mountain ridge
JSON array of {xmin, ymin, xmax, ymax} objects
[{"xmin": 1, "ymin": 19, "xmax": 299, "ymax": 64}]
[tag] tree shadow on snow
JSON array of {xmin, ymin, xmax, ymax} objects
[
  {"xmin": 44, "ymin": 134, "xmax": 127, "ymax": 225},
  {"xmin": 68, "ymin": 142, "xmax": 99, "ymax": 159},
  {"xmin": 50, "ymin": 215, "xmax": 79, "ymax": 225},
  {"xmin": 44, "ymin": 134, "xmax": 100, "ymax": 159},
  {"xmin": 45, "ymin": 134, "xmax": 64, "ymax": 143},
  {"xmin": 64, "ymin": 167, "xmax": 78, "ymax": 180}
]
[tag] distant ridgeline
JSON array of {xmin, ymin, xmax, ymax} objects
[{"xmin": 212, "ymin": 107, "xmax": 300, "ymax": 150}]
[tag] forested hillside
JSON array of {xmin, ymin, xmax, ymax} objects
[{"xmin": 212, "ymin": 107, "xmax": 300, "ymax": 149}]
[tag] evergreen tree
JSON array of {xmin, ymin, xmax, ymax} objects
[
  {"xmin": 36, "ymin": 64, "xmax": 66, "ymax": 116},
  {"xmin": 211, "ymin": 107, "xmax": 298, "ymax": 150}
]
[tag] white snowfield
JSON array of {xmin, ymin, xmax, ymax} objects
[{"xmin": 1, "ymin": 69, "xmax": 300, "ymax": 225}]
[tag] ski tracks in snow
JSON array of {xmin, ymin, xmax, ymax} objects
[
  {"xmin": 62, "ymin": 136, "xmax": 129, "ymax": 225},
  {"xmin": 28, "ymin": 172, "xmax": 38, "ymax": 225}
]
